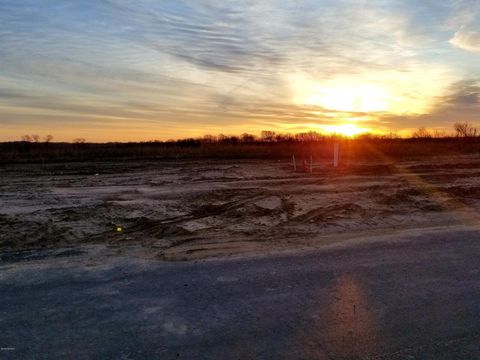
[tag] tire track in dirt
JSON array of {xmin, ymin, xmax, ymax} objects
[{"xmin": 5, "ymin": 157, "xmax": 480, "ymax": 259}]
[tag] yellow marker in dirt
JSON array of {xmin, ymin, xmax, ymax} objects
[{"xmin": 116, "ymin": 226, "xmax": 123, "ymax": 232}]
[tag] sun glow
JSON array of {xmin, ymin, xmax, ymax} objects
[
  {"xmin": 292, "ymin": 76, "xmax": 392, "ymax": 113},
  {"xmin": 303, "ymin": 84, "xmax": 390, "ymax": 112},
  {"xmin": 324, "ymin": 123, "xmax": 365, "ymax": 137},
  {"xmin": 291, "ymin": 66, "xmax": 458, "ymax": 118}
]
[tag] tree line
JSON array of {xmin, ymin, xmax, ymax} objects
[{"xmin": 18, "ymin": 122, "xmax": 479, "ymax": 144}]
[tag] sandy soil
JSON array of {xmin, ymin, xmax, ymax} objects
[{"xmin": 2, "ymin": 155, "xmax": 480, "ymax": 260}]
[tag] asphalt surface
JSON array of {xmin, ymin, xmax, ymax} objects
[{"xmin": 0, "ymin": 227, "xmax": 479, "ymax": 359}]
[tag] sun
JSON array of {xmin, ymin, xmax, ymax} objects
[
  {"xmin": 292, "ymin": 76, "xmax": 391, "ymax": 113},
  {"xmin": 304, "ymin": 84, "xmax": 389, "ymax": 112},
  {"xmin": 324, "ymin": 123, "xmax": 365, "ymax": 137}
]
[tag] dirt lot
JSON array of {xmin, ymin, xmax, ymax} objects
[{"xmin": 2, "ymin": 155, "xmax": 480, "ymax": 260}]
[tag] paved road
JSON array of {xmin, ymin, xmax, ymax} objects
[{"xmin": 1, "ymin": 227, "xmax": 479, "ymax": 359}]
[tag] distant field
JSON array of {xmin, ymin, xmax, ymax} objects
[
  {"xmin": 1, "ymin": 137, "xmax": 480, "ymax": 163},
  {"xmin": 2, "ymin": 154, "xmax": 480, "ymax": 259}
]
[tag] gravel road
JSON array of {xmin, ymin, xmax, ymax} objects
[{"xmin": 0, "ymin": 226, "xmax": 479, "ymax": 359}]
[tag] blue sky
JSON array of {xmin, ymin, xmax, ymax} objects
[{"xmin": 1, "ymin": 0, "xmax": 479, "ymax": 141}]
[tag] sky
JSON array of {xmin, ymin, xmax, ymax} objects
[{"xmin": 1, "ymin": 0, "xmax": 480, "ymax": 142}]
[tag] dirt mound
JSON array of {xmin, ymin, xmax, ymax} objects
[{"xmin": 292, "ymin": 203, "xmax": 367, "ymax": 223}]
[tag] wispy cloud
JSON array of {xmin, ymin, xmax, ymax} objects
[
  {"xmin": 450, "ymin": 29, "xmax": 480, "ymax": 52},
  {"xmin": 447, "ymin": 0, "xmax": 480, "ymax": 52},
  {"xmin": 0, "ymin": 0, "xmax": 479, "ymax": 141},
  {"xmin": 378, "ymin": 79, "xmax": 480, "ymax": 133}
]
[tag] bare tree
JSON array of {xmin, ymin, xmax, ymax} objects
[
  {"xmin": 433, "ymin": 129, "xmax": 447, "ymax": 138},
  {"xmin": 454, "ymin": 122, "xmax": 478, "ymax": 138},
  {"xmin": 275, "ymin": 133, "xmax": 294, "ymax": 142},
  {"xmin": 241, "ymin": 133, "xmax": 256, "ymax": 143},
  {"xmin": 73, "ymin": 138, "xmax": 86, "ymax": 144},
  {"xmin": 383, "ymin": 131, "xmax": 400, "ymax": 139},
  {"xmin": 217, "ymin": 134, "xmax": 228, "ymax": 143},
  {"xmin": 21, "ymin": 135, "xmax": 32, "ymax": 142},
  {"xmin": 411, "ymin": 127, "xmax": 432, "ymax": 139},
  {"xmin": 260, "ymin": 130, "xmax": 276, "ymax": 142},
  {"xmin": 202, "ymin": 134, "xmax": 216, "ymax": 143},
  {"xmin": 44, "ymin": 134, "xmax": 53, "ymax": 143},
  {"xmin": 31, "ymin": 134, "xmax": 40, "ymax": 142}
]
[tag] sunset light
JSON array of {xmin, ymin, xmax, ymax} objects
[
  {"xmin": 297, "ymin": 81, "xmax": 390, "ymax": 113},
  {"xmin": 2, "ymin": 2, "xmax": 480, "ymax": 358},
  {"xmin": 1, "ymin": 1, "xmax": 478, "ymax": 141},
  {"xmin": 324, "ymin": 123, "xmax": 366, "ymax": 137}
]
